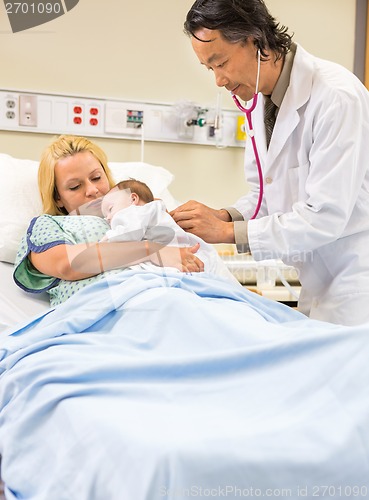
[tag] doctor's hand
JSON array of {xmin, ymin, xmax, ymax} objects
[{"xmin": 170, "ymin": 200, "xmax": 235, "ymax": 244}]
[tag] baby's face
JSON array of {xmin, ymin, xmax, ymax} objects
[{"xmin": 101, "ymin": 188, "xmax": 133, "ymax": 223}]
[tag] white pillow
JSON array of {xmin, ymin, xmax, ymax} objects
[
  {"xmin": 0, "ymin": 154, "xmax": 178, "ymax": 264},
  {"xmin": 108, "ymin": 162, "xmax": 178, "ymax": 211},
  {"xmin": 0, "ymin": 154, "xmax": 41, "ymax": 265}
]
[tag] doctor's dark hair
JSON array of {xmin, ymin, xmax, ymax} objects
[{"xmin": 184, "ymin": 0, "xmax": 293, "ymax": 61}]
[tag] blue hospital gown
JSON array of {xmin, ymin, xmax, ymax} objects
[{"xmin": 14, "ymin": 214, "xmax": 123, "ymax": 306}]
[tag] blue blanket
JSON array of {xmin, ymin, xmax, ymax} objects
[{"xmin": 1, "ymin": 270, "xmax": 369, "ymax": 499}]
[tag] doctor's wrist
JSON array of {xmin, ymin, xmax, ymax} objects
[
  {"xmin": 219, "ymin": 221, "xmax": 236, "ymax": 244},
  {"xmin": 218, "ymin": 209, "xmax": 232, "ymax": 222}
]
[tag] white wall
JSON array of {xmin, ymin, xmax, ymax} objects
[
  {"xmin": 266, "ymin": 0, "xmax": 356, "ymax": 72},
  {"xmin": 0, "ymin": 0, "xmax": 357, "ymax": 207}
]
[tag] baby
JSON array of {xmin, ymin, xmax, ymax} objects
[{"xmin": 101, "ymin": 179, "xmax": 239, "ymax": 284}]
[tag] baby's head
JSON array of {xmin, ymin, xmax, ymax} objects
[{"xmin": 101, "ymin": 178, "xmax": 154, "ymax": 223}]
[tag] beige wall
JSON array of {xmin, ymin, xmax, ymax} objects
[{"xmin": 0, "ymin": 0, "xmax": 357, "ymax": 207}]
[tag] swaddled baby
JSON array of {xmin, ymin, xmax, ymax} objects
[{"xmin": 100, "ymin": 179, "xmax": 239, "ymax": 284}]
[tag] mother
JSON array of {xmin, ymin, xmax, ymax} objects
[{"xmin": 13, "ymin": 135, "xmax": 203, "ymax": 306}]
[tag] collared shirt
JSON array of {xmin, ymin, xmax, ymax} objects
[
  {"xmin": 224, "ymin": 43, "xmax": 297, "ymax": 253},
  {"xmin": 271, "ymin": 42, "xmax": 296, "ymax": 109}
]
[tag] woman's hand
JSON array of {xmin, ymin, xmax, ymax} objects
[
  {"xmin": 150, "ymin": 243, "xmax": 204, "ymax": 273},
  {"xmin": 170, "ymin": 200, "xmax": 235, "ymax": 244}
]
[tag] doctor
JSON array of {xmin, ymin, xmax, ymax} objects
[{"xmin": 171, "ymin": 0, "xmax": 369, "ymax": 326}]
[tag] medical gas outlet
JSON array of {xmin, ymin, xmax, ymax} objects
[
  {"xmin": 185, "ymin": 107, "xmax": 208, "ymax": 128},
  {"xmin": 185, "ymin": 112, "xmax": 220, "ymax": 138},
  {"xmin": 127, "ymin": 109, "xmax": 144, "ymax": 129},
  {"xmin": 177, "ymin": 103, "xmax": 225, "ymax": 144}
]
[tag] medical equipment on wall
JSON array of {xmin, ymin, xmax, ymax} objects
[
  {"xmin": 0, "ymin": 89, "xmax": 245, "ymax": 148},
  {"xmin": 175, "ymin": 93, "xmax": 225, "ymax": 148},
  {"xmin": 230, "ymin": 49, "xmax": 264, "ymax": 220}
]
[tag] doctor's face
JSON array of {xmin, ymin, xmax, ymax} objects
[
  {"xmin": 191, "ymin": 29, "xmax": 270, "ymax": 101},
  {"xmin": 54, "ymin": 151, "xmax": 110, "ymax": 214}
]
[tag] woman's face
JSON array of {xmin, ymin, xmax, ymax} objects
[{"xmin": 54, "ymin": 151, "xmax": 110, "ymax": 214}]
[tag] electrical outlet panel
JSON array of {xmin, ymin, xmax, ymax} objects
[
  {"xmin": 4, "ymin": 94, "xmax": 17, "ymax": 122},
  {"xmin": 0, "ymin": 89, "xmax": 246, "ymax": 148},
  {"xmin": 19, "ymin": 94, "xmax": 37, "ymax": 126}
]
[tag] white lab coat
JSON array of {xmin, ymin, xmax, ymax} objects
[{"xmin": 233, "ymin": 44, "xmax": 369, "ymax": 325}]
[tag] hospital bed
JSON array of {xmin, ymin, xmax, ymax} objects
[
  {"xmin": 220, "ymin": 253, "xmax": 301, "ymax": 305},
  {"xmin": 0, "ymin": 154, "xmax": 181, "ymax": 331},
  {"xmin": 1, "ymin": 154, "xmax": 369, "ymax": 499}
]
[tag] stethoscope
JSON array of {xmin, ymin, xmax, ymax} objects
[{"xmin": 230, "ymin": 49, "xmax": 263, "ymax": 220}]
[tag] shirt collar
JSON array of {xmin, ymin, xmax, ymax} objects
[{"xmin": 270, "ymin": 42, "xmax": 297, "ymax": 108}]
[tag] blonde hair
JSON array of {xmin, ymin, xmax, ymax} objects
[
  {"xmin": 115, "ymin": 179, "xmax": 154, "ymax": 203},
  {"xmin": 38, "ymin": 135, "xmax": 115, "ymax": 215}
]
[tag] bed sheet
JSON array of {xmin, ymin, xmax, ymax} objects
[
  {"xmin": 1, "ymin": 270, "xmax": 369, "ymax": 499},
  {"xmin": 0, "ymin": 262, "xmax": 50, "ymax": 332}
]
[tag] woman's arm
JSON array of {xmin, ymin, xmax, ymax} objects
[{"xmin": 30, "ymin": 240, "xmax": 204, "ymax": 280}]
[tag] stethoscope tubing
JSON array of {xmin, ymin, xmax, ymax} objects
[
  {"xmin": 231, "ymin": 92, "xmax": 264, "ymax": 220},
  {"xmin": 230, "ymin": 48, "xmax": 264, "ymax": 220}
]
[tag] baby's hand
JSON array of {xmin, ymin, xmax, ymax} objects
[{"xmin": 99, "ymin": 234, "xmax": 109, "ymax": 242}]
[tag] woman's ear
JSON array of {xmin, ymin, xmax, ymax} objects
[
  {"xmin": 54, "ymin": 191, "xmax": 64, "ymax": 209},
  {"xmin": 55, "ymin": 197, "xmax": 64, "ymax": 209}
]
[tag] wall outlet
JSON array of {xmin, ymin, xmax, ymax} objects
[
  {"xmin": 19, "ymin": 94, "xmax": 37, "ymax": 127},
  {"xmin": 6, "ymin": 99, "xmax": 16, "ymax": 109}
]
